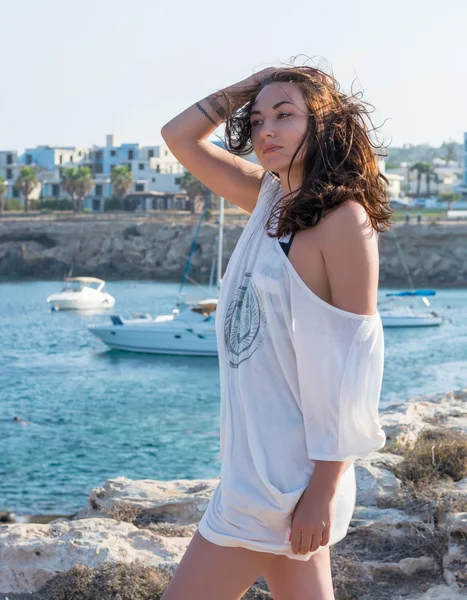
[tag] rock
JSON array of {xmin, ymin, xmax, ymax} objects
[
  {"xmin": 74, "ymin": 476, "xmax": 219, "ymax": 524},
  {"xmin": 0, "ymin": 512, "xmax": 15, "ymax": 524},
  {"xmin": 398, "ymin": 556, "xmax": 438, "ymax": 576},
  {"xmin": 4, "ymin": 219, "xmax": 467, "ymax": 285},
  {"xmin": 381, "ymin": 389, "xmax": 467, "ymax": 447},
  {"xmin": 0, "ymin": 518, "xmax": 189, "ymax": 594},
  {"xmin": 442, "ymin": 512, "xmax": 467, "ymax": 535},
  {"xmin": 407, "ymin": 585, "xmax": 467, "ymax": 599},
  {"xmin": 454, "ymin": 477, "xmax": 467, "ymax": 492},
  {"xmin": 369, "ymin": 450, "xmax": 405, "ymax": 470},
  {"xmin": 354, "ymin": 460, "xmax": 400, "ymax": 506},
  {"xmin": 359, "ymin": 556, "xmax": 437, "ymax": 577},
  {"xmin": 351, "ymin": 506, "xmax": 422, "ymax": 527},
  {"xmin": 443, "ymin": 536, "xmax": 467, "ymax": 588}
]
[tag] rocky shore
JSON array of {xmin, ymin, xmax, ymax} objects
[
  {"xmin": 1, "ymin": 388, "xmax": 466, "ymax": 599},
  {"xmin": 2, "ymin": 217, "xmax": 467, "ymax": 287}
]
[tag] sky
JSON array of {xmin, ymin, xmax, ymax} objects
[{"xmin": 1, "ymin": 0, "xmax": 466, "ymax": 153}]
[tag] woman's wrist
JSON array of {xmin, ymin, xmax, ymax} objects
[
  {"xmin": 201, "ymin": 78, "xmax": 258, "ymax": 123},
  {"xmin": 195, "ymin": 68, "xmax": 276, "ymax": 130},
  {"xmin": 306, "ymin": 460, "xmax": 347, "ymax": 499}
]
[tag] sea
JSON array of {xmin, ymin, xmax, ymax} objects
[{"xmin": 1, "ymin": 281, "xmax": 467, "ymax": 516}]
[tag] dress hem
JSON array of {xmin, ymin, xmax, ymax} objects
[{"xmin": 197, "ymin": 518, "xmax": 325, "ymax": 562}]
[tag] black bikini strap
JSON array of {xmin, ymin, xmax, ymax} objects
[{"xmin": 279, "ymin": 231, "xmax": 297, "ymax": 258}]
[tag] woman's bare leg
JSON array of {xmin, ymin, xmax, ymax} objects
[
  {"xmin": 262, "ymin": 546, "xmax": 334, "ymax": 600},
  {"xmin": 161, "ymin": 530, "xmax": 275, "ymax": 600}
]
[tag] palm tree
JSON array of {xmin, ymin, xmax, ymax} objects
[
  {"xmin": 75, "ymin": 167, "xmax": 94, "ymax": 212},
  {"xmin": 432, "ymin": 172, "xmax": 441, "ymax": 196},
  {"xmin": 426, "ymin": 166, "xmax": 438, "ymax": 196},
  {"xmin": 0, "ymin": 175, "xmax": 6, "ymax": 214},
  {"xmin": 111, "ymin": 166, "xmax": 133, "ymax": 210},
  {"xmin": 180, "ymin": 171, "xmax": 211, "ymax": 214},
  {"xmin": 61, "ymin": 167, "xmax": 79, "ymax": 211},
  {"xmin": 410, "ymin": 162, "xmax": 430, "ymax": 196},
  {"xmin": 15, "ymin": 167, "xmax": 38, "ymax": 213}
]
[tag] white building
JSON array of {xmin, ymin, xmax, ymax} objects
[
  {"xmin": 23, "ymin": 145, "xmax": 89, "ymax": 172},
  {"xmin": 378, "ymin": 159, "xmax": 404, "ymax": 199},
  {"xmin": 387, "ymin": 161, "xmax": 462, "ymax": 197},
  {"xmin": 454, "ymin": 132, "xmax": 467, "ymax": 201},
  {"xmin": 1, "ymin": 135, "xmax": 187, "ymax": 211},
  {"xmin": 80, "ymin": 136, "xmax": 185, "ymax": 211},
  {"xmin": 0, "ymin": 151, "xmax": 22, "ymax": 199}
]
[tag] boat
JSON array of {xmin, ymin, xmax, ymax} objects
[
  {"xmin": 88, "ymin": 198, "xmax": 223, "ymax": 355},
  {"xmin": 88, "ymin": 298, "xmax": 218, "ymax": 355},
  {"xmin": 379, "ymin": 227, "xmax": 444, "ymax": 327},
  {"xmin": 47, "ymin": 277, "xmax": 116, "ymax": 311},
  {"xmin": 379, "ymin": 291, "xmax": 443, "ymax": 328}
]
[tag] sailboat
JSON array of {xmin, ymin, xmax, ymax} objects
[
  {"xmin": 88, "ymin": 198, "xmax": 223, "ymax": 355},
  {"xmin": 379, "ymin": 290, "xmax": 443, "ymax": 328},
  {"xmin": 377, "ymin": 226, "xmax": 444, "ymax": 328}
]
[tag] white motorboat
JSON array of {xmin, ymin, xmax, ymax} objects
[
  {"xmin": 379, "ymin": 291, "xmax": 443, "ymax": 328},
  {"xmin": 89, "ymin": 197, "xmax": 224, "ymax": 355},
  {"xmin": 380, "ymin": 306, "xmax": 443, "ymax": 328},
  {"xmin": 47, "ymin": 277, "xmax": 116, "ymax": 311},
  {"xmin": 88, "ymin": 298, "xmax": 217, "ymax": 355}
]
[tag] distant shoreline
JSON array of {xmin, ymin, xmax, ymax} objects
[{"xmin": 2, "ymin": 218, "xmax": 467, "ymax": 286}]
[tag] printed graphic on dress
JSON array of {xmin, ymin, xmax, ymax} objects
[{"xmin": 224, "ymin": 272, "xmax": 267, "ymax": 368}]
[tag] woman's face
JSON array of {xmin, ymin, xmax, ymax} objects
[{"xmin": 250, "ymin": 82, "xmax": 310, "ymax": 174}]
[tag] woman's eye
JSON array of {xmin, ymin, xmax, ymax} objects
[{"xmin": 251, "ymin": 113, "xmax": 290, "ymax": 126}]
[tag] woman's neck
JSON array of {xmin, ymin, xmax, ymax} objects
[{"xmin": 277, "ymin": 168, "xmax": 303, "ymax": 196}]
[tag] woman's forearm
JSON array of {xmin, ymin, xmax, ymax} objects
[
  {"xmin": 305, "ymin": 460, "xmax": 348, "ymax": 499},
  {"xmin": 161, "ymin": 75, "xmax": 259, "ymax": 145}
]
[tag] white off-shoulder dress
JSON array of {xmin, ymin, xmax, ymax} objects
[{"xmin": 197, "ymin": 171, "xmax": 386, "ymax": 560}]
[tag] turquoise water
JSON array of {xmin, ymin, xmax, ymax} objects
[{"xmin": 1, "ymin": 282, "xmax": 467, "ymax": 515}]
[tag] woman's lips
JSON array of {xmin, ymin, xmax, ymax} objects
[{"xmin": 263, "ymin": 146, "xmax": 282, "ymax": 154}]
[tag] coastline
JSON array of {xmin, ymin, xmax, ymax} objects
[
  {"xmin": 1, "ymin": 388, "xmax": 466, "ymax": 599},
  {"xmin": 2, "ymin": 218, "xmax": 467, "ymax": 287}
]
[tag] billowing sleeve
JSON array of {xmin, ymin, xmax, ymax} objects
[{"xmin": 291, "ymin": 300, "xmax": 386, "ymax": 462}]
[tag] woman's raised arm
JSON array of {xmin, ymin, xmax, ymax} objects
[{"xmin": 161, "ymin": 69, "xmax": 274, "ymax": 213}]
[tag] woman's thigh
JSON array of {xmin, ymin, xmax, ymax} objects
[
  {"xmin": 262, "ymin": 546, "xmax": 334, "ymax": 600},
  {"xmin": 161, "ymin": 530, "xmax": 275, "ymax": 600}
]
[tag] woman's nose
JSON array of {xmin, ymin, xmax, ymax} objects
[{"xmin": 260, "ymin": 120, "xmax": 276, "ymax": 139}]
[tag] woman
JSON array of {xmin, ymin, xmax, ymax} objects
[{"xmin": 160, "ymin": 63, "xmax": 392, "ymax": 600}]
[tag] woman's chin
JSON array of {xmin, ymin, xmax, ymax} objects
[{"xmin": 259, "ymin": 156, "xmax": 288, "ymax": 171}]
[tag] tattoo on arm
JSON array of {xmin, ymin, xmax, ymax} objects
[
  {"xmin": 195, "ymin": 101, "xmax": 217, "ymax": 126},
  {"xmin": 206, "ymin": 94, "xmax": 227, "ymax": 120}
]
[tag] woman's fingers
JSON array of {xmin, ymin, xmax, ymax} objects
[
  {"xmin": 291, "ymin": 525, "xmax": 326, "ymax": 555},
  {"xmin": 290, "ymin": 527, "xmax": 302, "ymax": 555},
  {"xmin": 321, "ymin": 524, "xmax": 331, "ymax": 547},
  {"xmin": 299, "ymin": 531, "xmax": 313, "ymax": 555},
  {"xmin": 310, "ymin": 531, "xmax": 322, "ymax": 553}
]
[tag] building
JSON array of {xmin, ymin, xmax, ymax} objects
[
  {"xmin": 377, "ymin": 159, "xmax": 404, "ymax": 199},
  {"xmin": 1, "ymin": 135, "xmax": 187, "ymax": 211},
  {"xmin": 23, "ymin": 145, "xmax": 89, "ymax": 172},
  {"xmin": 386, "ymin": 161, "xmax": 462, "ymax": 198},
  {"xmin": 81, "ymin": 135, "xmax": 138, "ymax": 176},
  {"xmin": 80, "ymin": 135, "xmax": 184, "ymax": 211},
  {"xmin": 0, "ymin": 151, "xmax": 22, "ymax": 198},
  {"xmin": 124, "ymin": 191, "xmax": 188, "ymax": 211},
  {"xmin": 454, "ymin": 132, "xmax": 467, "ymax": 201}
]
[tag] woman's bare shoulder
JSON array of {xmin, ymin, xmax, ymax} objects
[{"xmin": 296, "ymin": 200, "xmax": 379, "ymax": 316}]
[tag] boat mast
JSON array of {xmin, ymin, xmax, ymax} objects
[{"xmin": 177, "ymin": 198, "xmax": 208, "ymax": 302}]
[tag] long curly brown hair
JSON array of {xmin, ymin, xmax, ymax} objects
[{"xmin": 220, "ymin": 65, "xmax": 392, "ymax": 236}]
